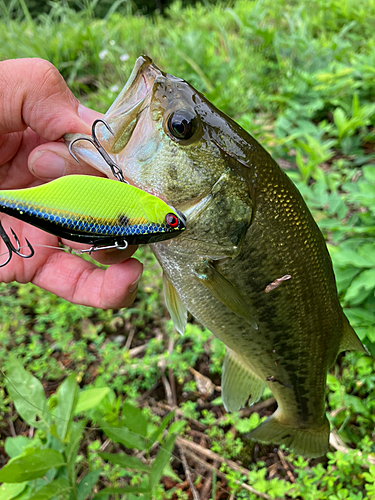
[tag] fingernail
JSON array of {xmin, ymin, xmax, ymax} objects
[
  {"xmin": 128, "ymin": 274, "xmax": 142, "ymax": 293},
  {"xmin": 30, "ymin": 151, "xmax": 66, "ymax": 179}
]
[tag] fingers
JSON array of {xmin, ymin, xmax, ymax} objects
[
  {"xmin": 32, "ymin": 251, "xmax": 143, "ymax": 309},
  {"xmin": 88, "ymin": 246, "xmax": 140, "ymax": 266},
  {"xmin": 0, "ymin": 58, "xmax": 90, "ymax": 140},
  {"xmin": 0, "ymin": 219, "xmax": 143, "ymax": 309},
  {"xmin": 0, "ymin": 58, "xmax": 147, "ymax": 309},
  {"xmin": 27, "ymin": 102, "xmax": 103, "ymax": 180},
  {"xmin": 1, "ymin": 58, "xmax": 103, "ymax": 181},
  {"xmin": 29, "ymin": 140, "xmax": 106, "ymax": 180}
]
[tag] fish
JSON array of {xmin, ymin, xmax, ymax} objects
[
  {"xmin": 66, "ymin": 56, "xmax": 366, "ymax": 458},
  {"xmin": 0, "ymin": 174, "xmax": 185, "ymax": 250}
]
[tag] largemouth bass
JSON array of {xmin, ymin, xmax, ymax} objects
[{"xmin": 66, "ymin": 56, "xmax": 366, "ymax": 458}]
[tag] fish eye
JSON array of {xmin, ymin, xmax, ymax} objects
[
  {"xmin": 167, "ymin": 109, "xmax": 198, "ymax": 141},
  {"xmin": 165, "ymin": 213, "xmax": 180, "ymax": 228}
]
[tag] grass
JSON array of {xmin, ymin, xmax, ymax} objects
[{"xmin": 0, "ymin": 0, "xmax": 375, "ymax": 498}]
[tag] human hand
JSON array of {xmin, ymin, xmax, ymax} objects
[{"xmin": 0, "ymin": 58, "xmax": 142, "ymax": 308}]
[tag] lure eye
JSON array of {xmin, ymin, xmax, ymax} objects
[
  {"xmin": 167, "ymin": 109, "xmax": 198, "ymax": 141},
  {"xmin": 165, "ymin": 213, "xmax": 180, "ymax": 228}
]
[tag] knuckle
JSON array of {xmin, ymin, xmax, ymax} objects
[{"xmin": 32, "ymin": 58, "xmax": 64, "ymax": 95}]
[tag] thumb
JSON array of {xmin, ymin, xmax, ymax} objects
[{"xmin": 0, "ymin": 58, "xmax": 90, "ymax": 140}]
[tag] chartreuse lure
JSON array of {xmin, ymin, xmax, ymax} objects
[{"xmin": 0, "ymin": 174, "xmax": 185, "ymax": 266}]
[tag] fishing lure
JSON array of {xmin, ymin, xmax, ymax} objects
[{"xmin": 0, "ymin": 175, "xmax": 186, "ymax": 266}]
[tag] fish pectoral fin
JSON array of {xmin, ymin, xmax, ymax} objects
[
  {"xmin": 247, "ymin": 410, "xmax": 330, "ymax": 459},
  {"xmin": 163, "ymin": 273, "xmax": 187, "ymax": 335},
  {"xmin": 339, "ymin": 315, "xmax": 369, "ymax": 354},
  {"xmin": 193, "ymin": 261, "xmax": 258, "ymax": 330},
  {"xmin": 222, "ymin": 348, "xmax": 265, "ymax": 412}
]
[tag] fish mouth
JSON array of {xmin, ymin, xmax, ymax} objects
[
  {"xmin": 97, "ymin": 55, "xmax": 163, "ymax": 155},
  {"xmin": 65, "ymin": 56, "xmax": 162, "ymax": 179},
  {"xmin": 67, "ymin": 57, "xmax": 186, "ymax": 214}
]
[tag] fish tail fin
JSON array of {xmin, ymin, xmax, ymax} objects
[{"xmin": 247, "ymin": 410, "xmax": 330, "ymax": 458}]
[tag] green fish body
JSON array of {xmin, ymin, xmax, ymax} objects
[
  {"xmin": 66, "ymin": 56, "xmax": 366, "ymax": 457},
  {"xmin": 0, "ymin": 175, "xmax": 185, "ymax": 246}
]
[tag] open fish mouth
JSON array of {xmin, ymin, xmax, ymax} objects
[
  {"xmin": 97, "ymin": 56, "xmax": 163, "ymax": 155},
  {"xmin": 65, "ymin": 56, "xmax": 163, "ymax": 185}
]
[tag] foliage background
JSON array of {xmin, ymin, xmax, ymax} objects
[{"xmin": 0, "ymin": 0, "xmax": 375, "ymax": 498}]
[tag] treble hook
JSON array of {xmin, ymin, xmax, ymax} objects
[
  {"xmin": 69, "ymin": 119, "xmax": 128, "ymax": 184},
  {"xmin": 80, "ymin": 239, "xmax": 128, "ymax": 255},
  {"xmin": 0, "ymin": 221, "xmax": 35, "ymax": 267}
]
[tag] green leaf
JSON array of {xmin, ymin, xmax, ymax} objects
[
  {"xmin": 162, "ymin": 461, "xmax": 183, "ymax": 483},
  {"xmin": 99, "ymin": 421, "xmax": 149, "ymax": 451},
  {"xmin": 168, "ymin": 420, "xmax": 186, "ymax": 435},
  {"xmin": 148, "ymin": 411, "xmax": 175, "ymax": 446},
  {"xmin": 366, "ymin": 326, "xmax": 375, "ymax": 343},
  {"xmin": 345, "ymin": 395, "xmax": 370, "ymax": 417},
  {"xmin": 4, "ymin": 437, "xmax": 31, "ymax": 459},
  {"xmin": 363, "ymin": 471, "xmax": 374, "ymax": 483},
  {"xmin": 335, "ymin": 267, "xmax": 361, "ymax": 294},
  {"xmin": 94, "ymin": 486, "xmax": 151, "ymax": 496},
  {"xmin": 55, "ymin": 373, "xmax": 79, "ymax": 441},
  {"xmin": 98, "ymin": 452, "xmax": 150, "ymax": 472},
  {"xmin": 65, "ymin": 420, "xmax": 86, "ymax": 484},
  {"xmin": 345, "ymin": 269, "xmax": 375, "ymax": 302},
  {"xmin": 330, "ymin": 247, "xmax": 374, "ymax": 268},
  {"xmin": 327, "ymin": 374, "xmax": 341, "ymax": 391},
  {"xmin": 28, "ymin": 478, "xmax": 71, "ymax": 500},
  {"xmin": 0, "ymin": 449, "xmax": 66, "ymax": 483},
  {"xmin": 0, "ymin": 482, "xmax": 28, "ymax": 500},
  {"xmin": 5, "ymin": 358, "xmax": 51, "ymax": 430},
  {"xmin": 344, "ymin": 307, "xmax": 375, "ymax": 324},
  {"xmin": 333, "ymin": 108, "xmax": 347, "ymax": 139},
  {"xmin": 357, "ymin": 243, "xmax": 375, "ymax": 265},
  {"xmin": 121, "ymin": 402, "xmax": 149, "ymax": 437},
  {"xmin": 235, "ymin": 418, "xmax": 254, "ymax": 434},
  {"xmin": 75, "ymin": 388, "xmax": 111, "ymax": 414},
  {"xmin": 352, "ymin": 92, "xmax": 360, "ymax": 118},
  {"xmin": 149, "ymin": 433, "xmax": 178, "ymax": 489},
  {"xmin": 65, "ymin": 420, "xmax": 86, "ymax": 464},
  {"xmin": 77, "ymin": 470, "xmax": 102, "ymax": 500},
  {"xmin": 363, "ymin": 166, "xmax": 375, "ymax": 184}
]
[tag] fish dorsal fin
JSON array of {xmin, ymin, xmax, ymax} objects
[
  {"xmin": 163, "ymin": 273, "xmax": 187, "ymax": 335},
  {"xmin": 222, "ymin": 347, "xmax": 265, "ymax": 412},
  {"xmin": 339, "ymin": 315, "xmax": 368, "ymax": 354},
  {"xmin": 193, "ymin": 261, "xmax": 258, "ymax": 330}
]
